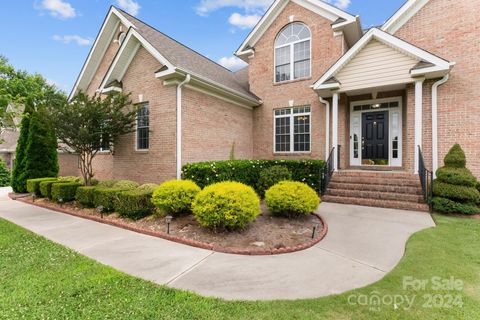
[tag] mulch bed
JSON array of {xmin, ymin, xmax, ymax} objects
[{"xmin": 10, "ymin": 194, "xmax": 328, "ymax": 255}]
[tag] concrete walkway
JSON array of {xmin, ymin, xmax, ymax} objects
[{"xmin": 0, "ymin": 187, "xmax": 435, "ymax": 301}]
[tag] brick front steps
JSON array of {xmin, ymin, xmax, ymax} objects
[{"xmin": 323, "ymin": 171, "xmax": 429, "ymax": 212}]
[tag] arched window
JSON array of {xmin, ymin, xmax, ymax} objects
[{"xmin": 274, "ymin": 22, "xmax": 311, "ymax": 83}]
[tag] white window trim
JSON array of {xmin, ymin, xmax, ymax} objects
[
  {"xmin": 135, "ymin": 103, "xmax": 150, "ymax": 152},
  {"xmin": 273, "ymin": 106, "xmax": 312, "ymax": 154},
  {"xmin": 349, "ymin": 97, "xmax": 403, "ymax": 167},
  {"xmin": 274, "ymin": 23, "xmax": 312, "ymax": 84}
]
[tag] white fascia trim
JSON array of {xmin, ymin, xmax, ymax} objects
[
  {"xmin": 163, "ymin": 69, "xmax": 260, "ymax": 107},
  {"xmin": 69, "ymin": 7, "xmax": 135, "ymax": 100},
  {"xmin": 313, "ymin": 28, "xmax": 451, "ymax": 90},
  {"xmin": 410, "ymin": 64, "xmax": 452, "ymax": 76},
  {"xmin": 101, "ymin": 87, "xmax": 122, "ymax": 94},
  {"xmin": 381, "ymin": 0, "xmax": 430, "ymax": 34},
  {"xmin": 235, "ymin": 0, "xmax": 356, "ymax": 56},
  {"xmin": 313, "ymin": 82, "xmax": 340, "ymax": 91},
  {"xmin": 99, "ymin": 28, "xmax": 175, "ymax": 91}
]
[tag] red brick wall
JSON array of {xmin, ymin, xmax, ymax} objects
[
  {"xmin": 395, "ymin": 0, "xmax": 480, "ymax": 176},
  {"xmin": 182, "ymin": 88, "xmax": 253, "ymax": 164},
  {"xmin": 248, "ymin": 1, "xmax": 344, "ymax": 160}
]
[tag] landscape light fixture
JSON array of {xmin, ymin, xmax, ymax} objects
[
  {"xmin": 165, "ymin": 215, "xmax": 173, "ymax": 234},
  {"xmin": 97, "ymin": 205, "xmax": 105, "ymax": 219},
  {"xmin": 31, "ymin": 193, "xmax": 36, "ymax": 202},
  {"xmin": 312, "ymin": 222, "xmax": 320, "ymax": 239}
]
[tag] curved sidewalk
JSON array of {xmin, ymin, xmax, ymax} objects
[{"xmin": 0, "ymin": 187, "xmax": 435, "ymax": 301}]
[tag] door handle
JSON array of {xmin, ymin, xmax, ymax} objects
[{"xmin": 362, "ymin": 137, "xmax": 365, "ymax": 149}]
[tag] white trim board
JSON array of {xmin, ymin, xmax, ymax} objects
[
  {"xmin": 382, "ymin": 0, "xmax": 430, "ymax": 34},
  {"xmin": 235, "ymin": 0, "xmax": 358, "ymax": 59}
]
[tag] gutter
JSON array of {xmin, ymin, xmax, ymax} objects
[
  {"xmin": 431, "ymin": 75, "xmax": 449, "ymax": 178},
  {"xmin": 176, "ymin": 74, "xmax": 191, "ymax": 180}
]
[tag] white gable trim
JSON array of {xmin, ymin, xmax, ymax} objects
[
  {"xmin": 313, "ymin": 28, "xmax": 452, "ymax": 91},
  {"xmin": 235, "ymin": 0, "xmax": 357, "ymax": 58},
  {"xmin": 382, "ymin": 0, "xmax": 430, "ymax": 34},
  {"xmin": 69, "ymin": 7, "xmax": 135, "ymax": 100},
  {"xmin": 99, "ymin": 28, "xmax": 175, "ymax": 92}
]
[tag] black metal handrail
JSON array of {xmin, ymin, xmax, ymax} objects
[
  {"xmin": 320, "ymin": 147, "xmax": 335, "ymax": 195},
  {"xmin": 418, "ymin": 146, "xmax": 434, "ymax": 211}
]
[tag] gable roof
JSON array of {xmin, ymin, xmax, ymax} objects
[
  {"xmin": 235, "ymin": 0, "xmax": 362, "ymax": 60},
  {"xmin": 70, "ymin": 6, "xmax": 260, "ymax": 106},
  {"xmin": 382, "ymin": 0, "xmax": 430, "ymax": 34},
  {"xmin": 313, "ymin": 28, "xmax": 453, "ymax": 93}
]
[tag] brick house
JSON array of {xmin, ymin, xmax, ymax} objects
[{"xmin": 64, "ymin": 0, "xmax": 479, "ymax": 210}]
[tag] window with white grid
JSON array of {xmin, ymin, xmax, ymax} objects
[
  {"xmin": 274, "ymin": 106, "xmax": 311, "ymax": 153},
  {"xmin": 274, "ymin": 23, "xmax": 311, "ymax": 83}
]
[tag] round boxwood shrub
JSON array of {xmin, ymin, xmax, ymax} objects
[
  {"xmin": 39, "ymin": 179, "xmax": 59, "ymax": 199},
  {"xmin": 97, "ymin": 180, "xmax": 119, "ymax": 188},
  {"xmin": 113, "ymin": 180, "xmax": 139, "ymax": 189},
  {"xmin": 192, "ymin": 181, "xmax": 260, "ymax": 231},
  {"xmin": 257, "ymin": 165, "xmax": 292, "ymax": 197},
  {"xmin": 265, "ymin": 181, "xmax": 320, "ymax": 218},
  {"xmin": 115, "ymin": 189, "xmax": 156, "ymax": 220},
  {"xmin": 433, "ymin": 181, "xmax": 480, "ymax": 203},
  {"xmin": 152, "ymin": 180, "xmax": 201, "ymax": 215},
  {"xmin": 138, "ymin": 183, "xmax": 158, "ymax": 193}
]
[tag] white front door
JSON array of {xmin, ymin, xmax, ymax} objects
[{"xmin": 349, "ymin": 97, "xmax": 403, "ymax": 167}]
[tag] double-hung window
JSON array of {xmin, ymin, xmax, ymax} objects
[
  {"xmin": 274, "ymin": 106, "xmax": 311, "ymax": 153},
  {"xmin": 136, "ymin": 104, "xmax": 149, "ymax": 150},
  {"xmin": 275, "ymin": 23, "xmax": 311, "ymax": 83}
]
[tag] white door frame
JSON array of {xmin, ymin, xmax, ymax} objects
[{"xmin": 350, "ymin": 97, "xmax": 403, "ymax": 167}]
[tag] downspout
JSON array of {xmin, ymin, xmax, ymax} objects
[
  {"xmin": 176, "ymin": 74, "xmax": 191, "ymax": 180},
  {"xmin": 319, "ymin": 97, "xmax": 330, "ymax": 159},
  {"xmin": 431, "ymin": 75, "xmax": 449, "ymax": 178}
]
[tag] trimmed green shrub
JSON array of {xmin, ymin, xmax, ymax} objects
[
  {"xmin": 51, "ymin": 182, "xmax": 83, "ymax": 203},
  {"xmin": 113, "ymin": 180, "xmax": 139, "ymax": 189},
  {"xmin": 192, "ymin": 182, "xmax": 260, "ymax": 231},
  {"xmin": 97, "ymin": 180, "xmax": 119, "ymax": 188},
  {"xmin": 444, "ymin": 143, "xmax": 466, "ymax": 168},
  {"xmin": 432, "ymin": 144, "xmax": 480, "ymax": 215},
  {"xmin": 92, "ymin": 181, "xmax": 138, "ymax": 212},
  {"xmin": 436, "ymin": 167, "xmax": 477, "ymax": 187},
  {"xmin": 26, "ymin": 177, "xmax": 57, "ymax": 196},
  {"xmin": 58, "ymin": 176, "xmax": 83, "ymax": 183},
  {"xmin": 152, "ymin": 180, "xmax": 201, "ymax": 215},
  {"xmin": 76, "ymin": 186, "xmax": 97, "ymax": 207},
  {"xmin": 257, "ymin": 165, "xmax": 292, "ymax": 197},
  {"xmin": 182, "ymin": 160, "xmax": 325, "ymax": 193},
  {"xmin": 115, "ymin": 190, "xmax": 156, "ymax": 220},
  {"xmin": 138, "ymin": 183, "xmax": 158, "ymax": 193},
  {"xmin": 93, "ymin": 188, "xmax": 122, "ymax": 212},
  {"xmin": 265, "ymin": 181, "xmax": 320, "ymax": 218},
  {"xmin": 432, "ymin": 197, "xmax": 480, "ymax": 215},
  {"xmin": 433, "ymin": 181, "xmax": 480, "ymax": 203},
  {"xmin": 0, "ymin": 160, "xmax": 10, "ymax": 187},
  {"xmin": 39, "ymin": 179, "xmax": 59, "ymax": 199}
]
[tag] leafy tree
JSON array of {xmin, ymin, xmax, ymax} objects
[
  {"xmin": 10, "ymin": 101, "xmax": 33, "ymax": 192},
  {"xmin": 23, "ymin": 107, "xmax": 59, "ymax": 180},
  {"xmin": 51, "ymin": 92, "xmax": 138, "ymax": 186},
  {"xmin": 0, "ymin": 159, "xmax": 10, "ymax": 187}
]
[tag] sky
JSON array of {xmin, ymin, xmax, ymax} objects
[{"xmin": 0, "ymin": 0, "xmax": 406, "ymax": 93}]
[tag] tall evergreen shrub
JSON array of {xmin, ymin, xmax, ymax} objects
[{"xmin": 11, "ymin": 102, "xmax": 33, "ymax": 192}]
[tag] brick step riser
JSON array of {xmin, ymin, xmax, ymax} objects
[
  {"xmin": 326, "ymin": 189, "xmax": 424, "ymax": 203},
  {"xmin": 328, "ymin": 182, "xmax": 423, "ymax": 195},
  {"xmin": 335, "ymin": 172, "xmax": 418, "ymax": 180},
  {"xmin": 322, "ymin": 195, "xmax": 430, "ymax": 212},
  {"xmin": 331, "ymin": 177, "xmax": 420, "ymax": 186}
]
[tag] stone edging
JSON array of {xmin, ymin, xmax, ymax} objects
[{"xmin": 9, "ymin": 193, "xmax": 328, "ymax": 256}]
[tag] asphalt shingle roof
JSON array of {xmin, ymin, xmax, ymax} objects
[{"xmin": 116, "ymin": 8, "xmax": 259, "ymax": 103}]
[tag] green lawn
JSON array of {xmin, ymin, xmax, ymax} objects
[{"xmin": 1, "ymin": 215, "xmax": 479, "ymax": 319}]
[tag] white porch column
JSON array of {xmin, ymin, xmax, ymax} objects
[
  {"xmin": 414, "ymin": 78, "xmax": 424, "ymax": 174},
  {"xmin": 319, "ymin": 97, "xmax": 330, "ymax": 159},
  {"xmin": 332, "ymin": 92, "xmax": 339, "ymax": 171}
]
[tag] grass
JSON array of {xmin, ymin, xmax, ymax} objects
[{"xmin": 1, "ymin": 215, "xmax": 479, "ymax": 319}]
